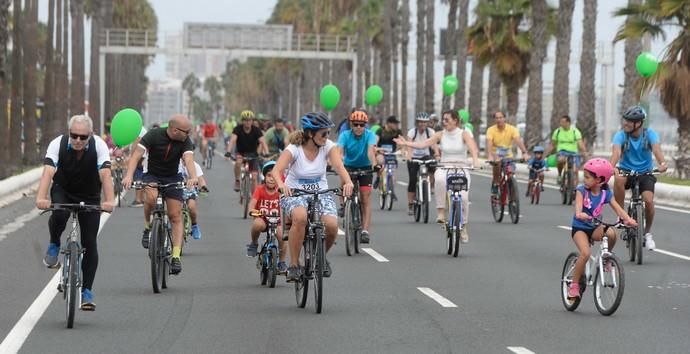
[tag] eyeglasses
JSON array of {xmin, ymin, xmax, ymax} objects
[
  {"xmin": 352, "ymin": 123, "xmax": 366, "ymax": 128},
  {"xmin": 319, "ymin": 130, "xmax": 330, "ymax": 138},
  {"xmin": 175, "ymin": 127, "xmax": 191, "ymax": 135},
  {"xmin": 69, "ymin": 132, "xmax": 90, "ymax": 141}
]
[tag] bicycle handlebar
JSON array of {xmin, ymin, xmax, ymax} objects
[
  {"xmin": 40, "ymin": 203, "xmax": 107, "ymax": 215},
  {"xmin": 409, "ymin": 159, "xmax": 437, "ymax": 165},
  {"xmin": 287, "ymin": 187, "xmax": 342, "ymax": 197},
  {"xmin": 617, "ymin": 169, "xmax": 662, "ymax": 177},
  {"xmin": 347, "ymin": 169, "xmax": 375, "ymax": 177},
  {"xmin": 436, "ymin": 165, "xmax": 480, "ymax": 170},
  {"xmin": 132, "ymin": 181, "xmax": 185, "ymax": 190}
]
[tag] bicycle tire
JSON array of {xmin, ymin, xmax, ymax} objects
[
  {"xmin": 150, "ymin": 218, "xmax": 163, "ymax": 294},
  {"xmin": 509, "ymin": 178, "xmax": 520, "ymax": 224},
  {"xmin": 453, "ymin": 202, "xmax": 462, "ymax": 257},
  {"xmin": 207, "ymin": 148, "xmax": 213, "ymax": 170},
  {"xmin": 414, "ymin": 202, "xmax": 421, "ymax": 222},
  {"xmin": 534, "ymin": 183, "xmax": 541, "ymax": 205},
  {"xmin": 561, "ymin": 252, "xmax": 585, "ymax": 312},
  {"xmin": 260, "ymin": 259, "xmax": 268, "ymax": 286},
  {"xmin": 491, "ymin": 190, "xmax": 504, "ymax": 223},
  {"xmin": 626, "ymin": 205, "xmax": 636, "ymax": 262},
  {"xmin": 242, "ymin": 177, "xmax": 250, "ymax": 219},
  {"xmin": 161, "ymin": 229, "xmax": 171, "ymax": 289},
  {"xmin": 422, "ymin": 180, "xmax": 429, "ymax": 224},
  {"xmin": 295, "ymin": 243, "xmax": 309, "ymax": 308},
  {"xmin": 593, "ymin": 255, "xmax": 625, "ymax": 316},
  {"xmin": 268, "ymin": 247, "xmax": 278, "ymax": 288},
  {"xmin": 353, "ymin": 203, "xmax": 361, "ymax": 254},
  {"xmin": 65, "ymin": 242, "xmax": 79, "ymax": 328},
  {"xmin": 446, "ymin": 224, "xmax": 453, "ymax": 255},
  {"xmin": 635, "ymin": 203, "xmax": 645, "ymax": 265},
  {"xmin": 343, "ymin": 200, "xmax": 355, "ymax": 256},
  {"xmin": 378, "ymin": 190, "xmax": 386, "ymax": 210},
  {"xmin": 560, "ymin": 170, "xmax": 568, "ymax": 205},
  {"xmin": 314, "ymin": 229, "xmax": 324, "ymax": 314},
  {"xmin": 386, "ymin": 175, "xmax": 395, "ymax": 211},
  {"xmin": 566, "ymin": 171, "xmax": 574, "ymax": 205}
]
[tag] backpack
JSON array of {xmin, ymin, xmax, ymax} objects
[
  {"xmin": 273, "ymin": 129, "xmax": 285, "ymax": 152},
  {"xmin": 622, "ymin": 128, "xmax": 652, "ymax": 154}
]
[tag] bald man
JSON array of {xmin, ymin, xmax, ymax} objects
[{"xmin": 123, "ymin": 114, "xmax": 198, "ymax": 275}]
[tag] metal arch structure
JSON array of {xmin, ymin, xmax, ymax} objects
[{"xmin": 98, "ymin": 27, "xmax": 357, "ymax": 134}]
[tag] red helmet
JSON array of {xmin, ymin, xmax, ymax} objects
[{"xmin": 583, "ymin": 158, "xmax": 613, "ymax": 185}]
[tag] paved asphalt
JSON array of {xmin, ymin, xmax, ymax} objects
[{"xmin": 0, "ymin": 154, "xmax": 689, "ymax": 354}]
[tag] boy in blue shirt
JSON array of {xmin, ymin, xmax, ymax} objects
[{"xmin": 526, "ymin": 146, "xmax": 548, "ymax": 197}]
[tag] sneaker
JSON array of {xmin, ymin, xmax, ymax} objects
[
  {"xmin": 81, "ymin": 289, "xmax": 96, "ymax": 311},
  {"xmin": 43, "ymin": 243, "xmax": 60, "ymax": 268},
  {"xmin": 286, "ymin": 265, "xmax": 301, "ymax": 283},
  {"xmin": 360, "ymin": 230, "xmax": 370, "ymax": 244},
  {"xmin": 170, "ymin": 257, "xmax": 182, "ymax": 275},
  {"xmin": 141, "ymin": 228, "xmax": 151, "ymax": 249},
  {"xmin": 130, "ymin": 200, "xmax": 144, "ymax": 207},
  {"xmin": 408, "ymin": 204, "xmax": 414, "ymax": 216},
  {"xmin": 246, "ymin": 243, "xmax": 258, "ymax": 257},
  {"xmin": 191, "ymin": 224, "xmax": 201, "ymax": 240},
  {"xmin": 323, "ymin": 260, "xmax": 332, "ymax": 278},
  {"xmin": 436, "ymin": 216, "xmax": 446, "ymax": 224},
  {"xmin": 277, "ymin": 261, "xmax": 288, "ymax": 274},
  {"xmin": 460, "ymin": 227, "xmax": 469, "ymax": 243},
  {"xmin": 644, "ymin": 233, "xmax": 656, "ymax": 250},
  {"xmin": 233, "ymin": 180, "xmax": 240, "ymax": 192},
  {"xmin": 338, "ymin": 205, "xmax": 345, "ymax": 217},
  {"xmin": 567, "ymin": 283, "xmax": 580, "ymax": 299}
]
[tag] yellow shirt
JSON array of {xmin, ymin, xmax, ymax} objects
[{"xmin": 486, "ymin": 124, "xmax": 520, "ymax": 157}]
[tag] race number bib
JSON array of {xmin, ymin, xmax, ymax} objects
[
  {"xmin": 496, "ymin": 147, "xmax": 509, "ymax": 158},
  {"xmin": 381, "ymin": 144, "xmax": 394, "ymax": 153},
  {"xmin": 298, "ymin": 178, "xmax": 321, "ymax": 191}
]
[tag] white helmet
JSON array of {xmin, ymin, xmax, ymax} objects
[{"xmin": 415, "ymin": 112, "xmax": 430, "ymax": 121}]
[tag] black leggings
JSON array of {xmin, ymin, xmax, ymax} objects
[
  {"xmin": 406, "ymin": 156, "xmax": 435, "ymax": 193},
  {"xmin": 49, "ymin": 185, "xmax": 101, "ymax": 290}
]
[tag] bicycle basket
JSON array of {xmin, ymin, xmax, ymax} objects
[
  {"xmin": 446, "ymin": 173, "xmax": 468, "ymax": 192},
  {"xmin": 384, "ymin": 154, "xmax": 398, "ymax": 165}
]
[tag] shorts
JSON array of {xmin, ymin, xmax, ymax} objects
[
  {"xmin": 345, "ymin": 166, "xmax": 373, "ymax": 189},
  {"xmin": 571, "ymin": 226, "xmax": 595, "ymax": 242},
  {"xmin": 621, "ymin": 170, "xmax": 657, "ymax": 194},
  {"xmin": 142, "ymin": 173, "xmax": 184, "ymax": 202},
  {"xmin": 133, "ymin": 166, "xmax": 144, "ymax": 181},
  {"xmin": 528, "ymin": 169, "xmax": 544, "ymax": 180},
  {"xmin": 558, "ymin": 151, "xmax": 581, "ymax": 168},
  {"xmin": 183, "ymin": 188, "xmax": 198, "ymax": 201},
  {"xmin": 280, "ymin": 192, "xmax": 338, "ymax": 217}
]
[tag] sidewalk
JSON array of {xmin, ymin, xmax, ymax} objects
[{"xmin": 0, "ymin": 167, "xmax": 42, "ymax": 208}]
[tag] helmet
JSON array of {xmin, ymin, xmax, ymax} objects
[
  {"xmin": 583, "ymin": 158, "xmax": 614, "ymax": 185},
  {"xmin": 240, "ymin": 110, "xmax": 255, "ymax": 120},
  {"xmin": 262, "ymin": 160, "xmax": 276, "ymax": 176},
  {"xmin": 533, "ymin": 146, "xmax": 545, "ymax": 153},
  {"xmin": 415, "ymin": 112, "xmax": 430, "ymax": 121},
  {"xmin": 350, "ymin": 110, "xmax": 369, "ymax": 123},
  {"xmin": 257, "ymin": 113, "xmax": 268, "ymax": 121},
  {"xmin": 622, "ymin": 105, "xmax": 646, "ymax": 121},
  {"xmin": 300, "ymin": 112, "xmax": 335, "ymax": 130}
]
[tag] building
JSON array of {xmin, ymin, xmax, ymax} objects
[{"xmin": 144, "ymin": 79, "xmax": 184, "ymax": 127}]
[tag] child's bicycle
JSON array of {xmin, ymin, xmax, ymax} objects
[
  {"xmin": 526, "ymin": 166, "xmax": 548, "ymax": 205},
  {"xmin": 560, "ymin": 218, "xmax": 630, "ymax": 316},
  {"xmin": 250, "ymin": 209, "xmax": 281, "ymax": 288}
]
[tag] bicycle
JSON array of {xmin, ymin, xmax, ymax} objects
[
  {"xmin": 561, "ymin": 218, "xmax": 628, "ymax": 316},
  {"xmin": 378, "ymin": 152, "xmax": 400, "ymax": 211},
  {"xmin": 133, "ymin": 181, "xmax": 185, "ymax": 293},
  {"xmin": 287, "ymin": 187, "xmax": 341, "ymax": 314},
  {"xmin": 559, "ymin": 153, "xmax": 580, "ymax": 205},
  {"xmin": 342, "ymin": 169, "xmax": 374, "ymax": 256},
  {"xmin": 618, "ymin": 169, "xmax": 661, "ymax": 265},
  {"xmin": 250, "ymin": 209, "xmax": 281, "ymax": 288},
  {"xmin": 112, "ymin": 156, "xmax": 125, "ymax": 207},
  {"xmin": 239, "ymin": 154, "xmax": 261, "ymax": 219},
  {"xmin": 204, "ymin": 140, "xmax": 216, "ymax": 170},
  {"xmin": 41, "ymin": 203, "xmax": 106, "ymax": 328},
  {"xmin": 487, "ymin": 158, "xmax": 520, "ymax": 224},
  {"xmin": 410, "ymin": 158, "xmax": 436, "ymax": 224},
  {"xmin": 527, "ymin": 166, "xmax": 547, "ymax": 205},
  {"xmin": 437, "ymin": 165, "xmax": 476, "ymax": 257}
]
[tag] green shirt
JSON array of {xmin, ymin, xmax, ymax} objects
[
  {"xmin": 222, "ymin": 119, "xmax": 236, "ymax": 136},
  {"xmin": 264, "ymin": 127, "xmax": 289, "ymax": 154},
  {"xmin": 551, "ymin": 127, "xmax": 582, "ymax": 153}
]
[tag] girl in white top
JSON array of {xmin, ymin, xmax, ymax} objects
[
  {"xmin": 395, "ymin": 110, "xmax": 479, "ymax": 241},
  {"xmin": 272, "ymin": 112, "xmax": 354, "ymax": 281}
]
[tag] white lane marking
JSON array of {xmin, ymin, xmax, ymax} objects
[
  {"xmin": 653, "ymin": 248, "xmax": 690, "ymax": 261},
  {"xmin": 417, "ymin": 287, "xmax": 457, "ymax": 308},
  {"xmin": 503, "ymin": 211, "xmax": 523, "ymax": 217},
  {"xmin": 0, "ymin": 212, "xmax": 112, "ymax": 353},
  {"xmin": 397, "ymin": 181, "xmax": 408, "ymax": 186},
  {"xmin": 507, "ymin": 347, "xmax": 536, "ymax": 354},
  {"xmin": 0, "ymin": 209, "xmax": 42, "ymax": 243},
  {"xmin": 656, "ymin": 205, "xmax": 690, "ymax": 215},
  {"xmin": 557, "ymin": 225, "xmax": 573, "ymax": 231},
  {"xmin": 361, "ymin": 248, "xmax": 390, "ymax": 262}
]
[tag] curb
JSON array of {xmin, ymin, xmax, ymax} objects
[{"xmin": 0, "ymin": 167, "xmax": 43, "ymax": 207}]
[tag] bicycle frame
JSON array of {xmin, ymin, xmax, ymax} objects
[
  {"xmin": 410, "ymin": 159, "xmax": 433, "ymax": 205},
  {"xmin": 497, "ymin": 159, "xmax": 515, "ymax": 206}
]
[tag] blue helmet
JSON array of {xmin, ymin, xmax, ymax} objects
[
  {"xmin": 533, "ymin": 146, "xmax": 545, "ymax": 153},
  {"xmin": 622, "ymin": 105, "xmax": 647, "ymax": 121},
  {"xmin": 300, "ymin": 112, "xmax": 334, "ymax": 130},
  {"xmin": 262, "ymin": 160, "xmax": 276, "ymax": 176}
]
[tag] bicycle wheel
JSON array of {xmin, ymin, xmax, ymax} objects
[
  {"xmin": 453, "ymin": 203, "xmax": 462, "ymax": 257},
  {"xmin": 295, "ymin": 243, "xmax": 309, "ymax": 308},
  {"xmin": 268, "ymin": 247, "xmax": 278, "ymax": 288},
  {"xmin": 343, "ymin": 200, "xmax": 355, "ymax": 256},
  {"xmin": 560, "ymin": 171, "xmax": 568, "ymax": 205},
  {"xmin": 566, "ymin": 171, "xmax": 574, "ymax": 205},
  {"xmin": 260, "ymin": 254, "xmax": 268, "ymax": 286},
  {"xmin": 65, "ymin": 242, "xmax": 79, "ymax": 328},
  {"xmin": 149, "ymin": 219, "xmax": 163, "ymax": 294},
  {"xmin": 313, "ymin": 230, "xmax": 325, "ymax": 314},
  {"xmin": 534, "ymin": 183, "xmax": 541, "ymax": 205},
  {"xmin": 387, "ymin": 177, "xmax": 395, "ymax": 211},
  {"xmin": 635, "ymin": 203, "xmax": 645, "ymax": 265},
  {"xmin": 593, "ymin": 255, "xmax": 625, "ymax": 316},
  {"xmin": 446, "ymin": 224, "xmax": 453, "ymax": 255},
  {"xmin": 161, "ymin": 229, "xmax": 171, "ymax": 289},
  {"xmin": 353, "ymin": 203, "xmax": 361, "ymax": 254},
  {"xmin": 561, "ymin": 252, "xmax": 586, "ymax": 312},
  {"xmin": 207, "ymin": 149, "xmax": 213, "ymax": 169},
  {"xmin": 414, "ymin": 201, "xmax": 421, "ymax": 222},
  {"xmin": 422, "ymin": 180, "xmax": 429, "ymax": 224},
  {"xmin": 508, "ymin": 178, "xmax": 520, "ymax": 224},
  {"xmin": 491, "ymin": 191, "xmax": 504, "ymax": 223},
  {"xmin": 242, "ymin": 178, "xmax": 250, "ymax": 219},
  {"xmin": 378, "ymin": 190, "xmax": 386, "ymax": 210}
]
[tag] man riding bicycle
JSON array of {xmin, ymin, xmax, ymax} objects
[
  {"xmin": 548, "ymin": 115, "xmax": 588, "ymax": 187},
  {"xmin": 486, "ymin": 111, "xmax": 530, "ymax": 195},
  {"xmin": 405, "ymin": 112, "xmax": 440, "ymax": 215},
  {"xmin": 610, "ymin": 105, "xmax": 668, "ymax": 250},
  {"xmin": 123, "ymin": 115, "xmax": 198, "ymax": 275},
  {"xmin": 263, "ymin": 117, "xmax": 289, "ymax": 157},
  {"xmin": 200, "ymin": 118, "xmax": 219, "ymax": 165},
  {"xmin": 337, "ymin": 109, "xmax": 378, "ymax": 243},
  {"xmin": 375, "ymin": 115, "xmax": 403, "ymax": 190},
  {"xmin": 36, "ymin": 115, "xmax": 115, "ymax": 310},
  {"xmin": 225, "ymin": 110, "xmax": 269, "ymax": 192}
]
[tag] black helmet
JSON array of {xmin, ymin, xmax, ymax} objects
[{"xmin": 622, "ymin": 105, "xmax": 647, "ymax": 122}]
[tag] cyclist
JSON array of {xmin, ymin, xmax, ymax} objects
[
  {"xmin": 610, "ymin": 105, "xmax": 668, "ymax": 250},
  {"xmin": 225, "ymin": 110, "xmax": 269, "ymax": 192},
  {"xmin": 199, "ymin": 117, "xmax": 219, "ymax": 165},
  {"xmin": 272, "ymin": 112, "xmax": 354, "ymax": 282},
  {"xmin": 36, "ymin": 115, "xmax": 115, "ymax": 310},
  {"xmin": 247, "ymin": 161, "xmax": 288, "ymax": 274},
  {"xmin": 548, "ymin": 115, "xmax": 588, "ymax": 187},
  {"xmin": 257, "ymin": 113, "xmax": 272, "ymax": 132},
  {"xmin": 179, "ymin": 158, "xmax": 208, "ymax": 240},
  {"xmin": 222, "ymin": 115, "xmax": 237, "ymax": 150},
  {"xmin": 123, "ymin": 114, "xmax": 198, "ymax": 275},
  {"xmin": 526, "ymin": 146, "xmax": 548, "ymax": 196},
  {"xmin": 405, "ymin": 112, "xmax": 440, "ymax": 215},
  {"xmin": 374, "ymin": 115, "xmax": 403, "ymax": 190},
  {"xmin": 395, "ymin": 110, "xmax": 479, "ymax": 242},
  {"xmin": 567, "ymin": 158, "xmax": 636, "ymax": 300},
  {"xmin": 263, "ymin": 118, "xmax": 289, "ymax": 157},
  {"xmin": 486, "ymin": 110, "xmax": 530, "ymax": 195},
  {"xmin": 337, "ymin": 109, "xmax": 378, "ymax": 243}
]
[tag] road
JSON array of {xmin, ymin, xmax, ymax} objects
[{"xmin": 0, "ymin": 155, "xmax": 689, "ymax": 354}]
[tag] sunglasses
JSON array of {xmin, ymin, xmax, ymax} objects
[
  {"xmin": 175, "ymin": 127, "xmax": 192, "ymax": 135},
  {"xmin": 319, "ymin": 130, "xmax": 330, "ymax": 138},
  {"xmin": 351, "ymin": 123, "xmax": 366, "ymax": 128},
  {"xmin": 69, "ymin": 132, "xmax": 90, "ymax": 141}
]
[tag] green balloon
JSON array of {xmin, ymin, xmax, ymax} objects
[
  {"xmin": 458, "ymin": 109, "xmax": 470, "ymax": 123},
  {"xmin": 547, "ymin": 154, "xmax": 557, "ymax": 168},
  {"xmin": 111, "ymin": 108, "xmax": 143, "ymax": 147},
  {"xmin": 320, "ymin": 84, "xmax": 341, "ymax": 111},
  {"xmin": 636, "ymin": 52, "xmax": 659, "ymax": 78},
  {"xmin": 160, "ymin": 123, "xmax": 168, "ymax": 128},
  {"xmin": 365, "ymin": 85, "xmax": 384, "ymax": 106},
  {"xmin": 464, "ymin": 122, "xmax": 474, "ymax": 133},
  {"xmin": 442, "ymin": 75, "xmax": 459, "ymax": 96}
]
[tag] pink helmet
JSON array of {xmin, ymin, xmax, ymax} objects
[{"xmin": 583, "ymin": 158, "xmax": 614, "ymax": 185}]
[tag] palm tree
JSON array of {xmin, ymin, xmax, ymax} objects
[
  {"xmin": 620, "ymin": 0, "xmax": 642, "ymax": 111},
  {"xmin": 381, "ymin": 0, "xmax": 394, "ymax": 117},
  {"xmin": 550, "ymin": 0, "xmax": 575, "ymax": 133},
  {"xmin": 0, "ymin": 0, "xmax": 10, "ymax": 177},
  {"xmin": 467, "ymin": 57, "xmax": 484, "ymax": 129},
  {"xmin": 524, "ymin": 0, "xmax": 548, "ymax": 149},
  {"xmin": 400, "ymin": 0, "xmax": 410, "ymax": 131},
  {"xmin": 454, "ymin": 0, "xmax": 470, "ymax": 109},
  {"xmin": 442, "ymin": 0, "xmax": 458, "ymax": 111},
  {"xmin": 424, "ymin": 0, "xmax": 435, "ymax": 114},
  {"xmin": 182, "ymin": 73, "xmax": 200, "ymax": 118},
  {"xmin": 41, "ymin": 0, "xmax": 56, "ymax": 150},
  {"xmin": 10, "ymin": 0, "xmax": 23, "ymax": 167},
  {"xmin": 23, "ymin": 0, "xmax": 39, "ymax": 163},
  {"xmin": 415, "ymin": 0, "xmax": 425, "ymax": 113},
  {"xmin": 614, "ymin": 0, "xmax": 690, "ymax": 177},
  {"xmin": 70, "ymin": 0, "xmax": 85, "ymax": 115},
  {"xmin": 203, "ymin": 76, "xmax": 223, "ymax": 121},
  {"xmin": 487, "ymin": 63, "xmax": 501, "ymax": 118},
  {"xmin": 575, "ymin": 0, "xmax": 597, "ymax": 152}
]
